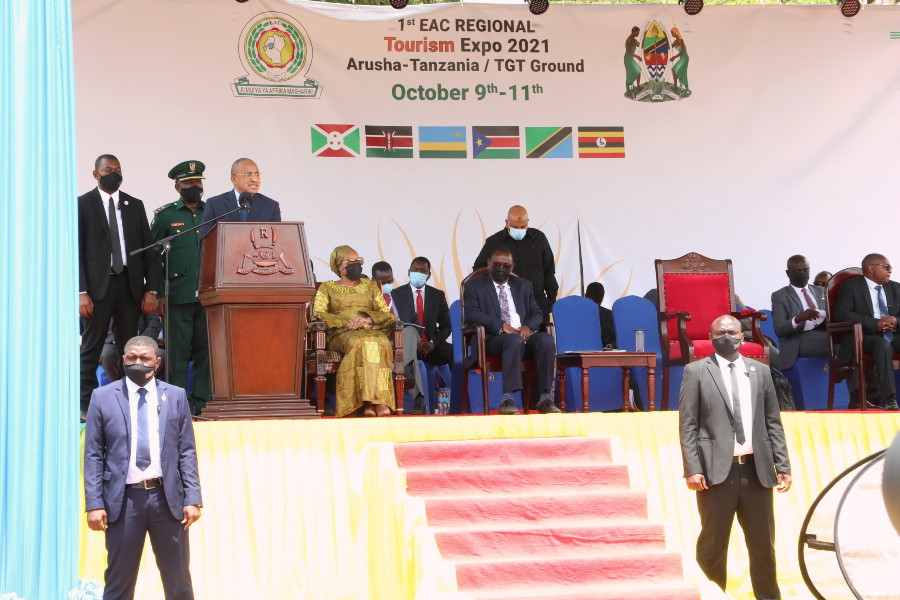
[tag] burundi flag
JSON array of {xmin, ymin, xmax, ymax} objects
[
  {"xmin": 365, "ymin": 126, "xmax": 414, "ymax": 158},
  {"xmin": 419, "ymin": 126, "xmax": 467, "ymax": 159},
  {"xmin": 578, "ymin": 127, "xmax": 625, "ymax": 158},
  {"xmin": 525, "ymin": 127, "xmax": 573, "ymax": 159},
  {"xmin": 472, "ymin": 126, "xmax": 520, "ymax": 159},
  {"xmin": 311, "ymin": 124, "xmax": 360, "ymax": 157}
]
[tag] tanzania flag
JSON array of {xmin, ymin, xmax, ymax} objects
[
  {"xmin": 525, "ymin": 127, "xmax": 573, "ymax": 159},
  {"xmin": 311, "ymin": 124, "xmax": 359, "ymax": 157},
  {"xmin": 578, "ymin": 127, "xmax": 625, "ymax": 158},
  {"xmin": 365, "ymin": 126, "xmax": 414, "ymax": 158},
  {"xmin": 419, "ymin": 126, "xmax": 467, "ymax": 159},
  {"xmin": 472, "ymin": 126, "xmax": 520, "ymax": 159}
]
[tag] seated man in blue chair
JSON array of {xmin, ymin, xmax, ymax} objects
[{"xmin": 463, "ymin": 247, "xmax": 560, "ymax": 415}]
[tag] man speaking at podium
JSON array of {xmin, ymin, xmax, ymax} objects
[{"xmin": 199, "ymin": 158, "xmax": 281, "ymax": 238}]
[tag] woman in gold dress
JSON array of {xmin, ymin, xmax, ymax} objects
[{"xmin": 313, "ymin": 245, "xmax": 398, "ymax": 417}]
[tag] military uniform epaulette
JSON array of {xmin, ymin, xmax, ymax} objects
[{"xmin": 154, "ymin": 201, "xmax": 178, "ymax": 215}]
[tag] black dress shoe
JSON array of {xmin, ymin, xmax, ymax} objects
[
  {"xmin": 410, "ymin": 396, "xmax": 427, "ymax": 415},
  {"xmin": 498, "ymin": 399, "xmax": 519, "ymax": 415},
  {"xmin": 848, "ymin": 391, "xmax": 880, "ymax": 410},
  {"xmin": 537, "ymin": 399, "xmax": 562, "ymax": 414},
  {"xmin": 885, "ymin": 398, "xmax": 899, "ymax": 411}
]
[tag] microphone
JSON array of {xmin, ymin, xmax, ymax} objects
[{"xmin": 238, "ymin": 191, "xmax": 254, "ymax": 211}]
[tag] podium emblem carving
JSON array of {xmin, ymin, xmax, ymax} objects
[{"xmin": 237, "ymin": 226, "xmax": 295, "ymax": 275}]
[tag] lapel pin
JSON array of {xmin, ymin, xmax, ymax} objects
[
  {"xmin": 161, "ymin": 393, "xmax": 167, "ymax": 402},
  {"xmin": 750, "ymin": 366, "xmax": 755, "ymax": 372},
  {"xmin": 123, "ymin": 200, "xmax": 129, "ymax": 206}
]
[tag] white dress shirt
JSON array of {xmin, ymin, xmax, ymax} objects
[
  {"xmin": 791, "ymin": 285, "xmax": 825, "ymax": 330},
  {"xmin": 124, "ymin": 376, "xmax": 163, "ymax": 483},
  {"xmin": 865, "ymin": 276, "xmax": 886, "ymax": 318},
  {"xmin": 97, "ymin": 186, "xmax": 127, "ymax": 267},
  {"xmin": 492, "ymin": 280, "xmax": 521, "ymax": 329},
  {"xmin": 716, "ymin": 355, "xmax": 754, "ymax": 457}
]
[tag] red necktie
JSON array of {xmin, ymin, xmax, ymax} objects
[
  {"xmin": 801, "ymin": 287, "xmax": 817, "ymax": 311},
  {"xmin": 416, "ymin": 289, "xmax": 426, "ymax": 341},
  {"xmin": 383, "ymin": 293, "xmax": 393, "ymax": 314}
]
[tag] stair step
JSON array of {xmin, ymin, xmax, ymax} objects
[
  {"xmin": 394, "ymin": 436, "xmax": 611, "ymax": 469},
  {"xmin": 453, "ymin": 551, "xmax": 685, "ymax": 590},
  {"xmin": 462, "ymin": 580, "xmax": 701, "ymax": 600},
  {"xmin": 421, "ymin": 490, "xmax": 648, "ymax": 527},
  {"xmin": 405, "ymin": 463, "xmax": 630, "ymax": 496},
  {"xmin": 432, "ymin": 520, "xmax": 665, "ymax": 560}
]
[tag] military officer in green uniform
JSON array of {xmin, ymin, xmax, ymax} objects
[{"xmin": 150, "ymin": 161, "xmax": 211, "ymax": 414}]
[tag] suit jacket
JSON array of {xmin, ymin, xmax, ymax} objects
[
  {"xmin": 472, "ymin": 228, "xmax": 559, "ymax": 313},
  {"xmin": 770, "ymin": 284, "xmax": 825, "ymax": 370},
  {"xmin": 84, "ymin": 379, "xmax": 202, "ymax": 523},
  {"xmin": 463, "ymin": 274, "xmax": 543, "ymax": 338},
  {"xmin": 78, "ymin": 188, "xmax": 159, "ymax": 302},
  {"xmin": 199, "ymin": 190, "xmax": 281, "ymax": 238},
  {"xmin": 391, "ymin": 283, "xmax": 451, "ymax": 345},
  {"xmin": 835, "ymin": 276, "xmax": 900, "ymax": 336},
  {"xmin": 679, "ymin": 355, "xmax": 790, "ymax": 488}
]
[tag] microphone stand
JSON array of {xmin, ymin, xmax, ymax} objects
[{"xmin": 130, "ymin": 204, "xmax": 248, "ymax": 394}]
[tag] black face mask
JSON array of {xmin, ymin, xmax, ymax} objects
[
  {"xmin": 490, "ymin": 266, "xmax": 511, "ymax": 283},
  {"xmin": 98, "ymin": 171, "xmax": 123, "ymax": 192},
  {"xmin": 712, "ymin": 335, "xmax": 742, "ymax": 357},
  {"xmin": 179, "ymin": 185, "xmax": 203, "ymax": 204},
  {"xmin": 788, "ymin": 271, "xmax": 810, "ymax": 288},
  {"xmin": 344, "ymin": 264, "xmax": 363, "ymax": 281},
  {"xmin": 123, "ymin": 362, "xmax": 156, "ymax": 387}
]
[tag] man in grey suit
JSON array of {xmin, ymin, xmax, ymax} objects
[
  {"xmin": 84, "ymin": 336, "xmax": 202, "ymax": 599},
  {"xmin": 680, "ymin": 315, "xmax": 792, "ymax": 599},
  {"xmin": 771, "ymin": 255, "xmax": 829, "ymax": 371}
]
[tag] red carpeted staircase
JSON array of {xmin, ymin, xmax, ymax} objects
[{"xmin": 394, "ymin": 436, "xmax": 701, "ymax": 600}]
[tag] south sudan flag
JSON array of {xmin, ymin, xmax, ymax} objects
[
  {"xmin": 419, "ymin": 126, "xmax": 467, "ymax": 159},
  {"xmin": 311, "ymin": 124, "xmax": 360, "ymax": 157},
  {"xmin": 525, "ymin": 127, "xmax": 573, "ymax": 159},
  {"xmin": 578, "ymin": 127, "xmax": 625, "ymax": 158},
  {"xmin": 365, "ymin": 126, "xmax": 414, "ymax": 158},
  {"xmin": 472, "ymin": 126, "xmax": 520, "ymax": 159}
]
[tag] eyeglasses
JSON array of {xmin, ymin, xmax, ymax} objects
[
  {"xmin": 235, "ymin": 172, "xmax": 261, "ymax": 179},
  {"xmin": 341, "ymin": 257, "xmax": 364, "ymax": 266},
  {"xmin": 873, "ymin": 264, "xmax": 893, "ymax": 272}
]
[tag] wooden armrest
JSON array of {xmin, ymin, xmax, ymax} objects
[
  {"xmin": 540, "ymin": 322, "xmax": 554, "ymax": 335},
  {"xmin": 826, "ymin": 321, "xmax": 860, "ymax": 334},
  {"xmin": 733, "ymin": 310, "xmax": 766, "ymax": 322},
  {"xmin": 658, "ymin": 310, "xmax": 691, "ymax": 323}
]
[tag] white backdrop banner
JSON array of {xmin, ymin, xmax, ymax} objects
[{"xmin": 73, "ymin": 1, "xmax": 900, "ymax": 308}]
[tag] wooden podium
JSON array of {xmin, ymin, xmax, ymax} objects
[{"xmin": 198, "ymin": 222, "xmax": 319, "ymax": 420}]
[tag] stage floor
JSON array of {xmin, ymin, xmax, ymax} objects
[{"xmin": 78, "ymin": 411, "xmax": 900, "ymax": 600}]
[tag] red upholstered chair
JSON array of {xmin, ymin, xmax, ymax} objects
[
  {"xmin": 656, "ymin": 252, "xmax": 769, "ymax": 409},
  {"xmin": 305, "ymin": 283, "xmax": 406, "ymax": 415},
  {"xmin": 825, "ymin": 268, "xmax": 900, "ymax": 411},
  {"xmin": 459, "ymin": 267, "xmax": 553, "ymax": 415}
]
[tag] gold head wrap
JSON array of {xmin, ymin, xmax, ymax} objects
[{"xmin": 329, "ymin": 245, "xmax": 355, "ymax": 276}]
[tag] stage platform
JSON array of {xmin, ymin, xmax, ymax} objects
[{"xmin": 78, "ymin": 411, "xmax": 900, "ymax": 600}]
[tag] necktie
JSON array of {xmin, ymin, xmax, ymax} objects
[
  {"xmin": 416, "ymin": 289, "xmax": 426, "ymax": 341},
  {"xmin": 876, "ymin": 285, "xmax": 894, "ymax": 342},
  {"xmin": 108, "ymin": 197, "xmax": 124, "ymax": 274},
  {"xmin": 383, "ymin": 293, "xmax": 393, "ymax": 314},
  {"xmin": 801, "ymin": 287, "xmax": 817, "ymax": 312},
  {"xmin": 498, "ymin": 284, "xmax": 511, "ymax": 325},
  {"xmin": 136, "ymin": 388, "xmax": 151, "ymax": 471},
  {"xmin": 240, "ymin": 208, "xmax": 249, "ymax": 221},
  {"xmin": 728, "ymin": 363, "xmax": 746, "ymax": 445}
]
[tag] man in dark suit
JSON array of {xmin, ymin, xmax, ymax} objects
[
  {"xmin": 835, "ymin": 253, "xmax": 900, "ymax": 410},
  {"xmin": 84, "ymin": 336, "xmax": 202, "ymax": 599},
  {"xmin": 585, "ymin": 282, "xmax": 616, "ymax": 349},
  {"xmin": 770, "ymin": 255, "xmax": 829, "ymax": 371},
  {"xmin": 463, "ymin": 247, "xmax": 561, "ymax": 415},
  {"xmin": 79, "ymin": 154, "xmax": 159, "ymax": 421},
  {"xmin": 472, "ymin": 205, "xmax": 558, "ymax": 321},
  {"xmin": 100, "ymin": 312, "xmax": 164, "ymax": 382},
  {"xmin": 680, "ymin": 315, "xmax": 792, "ymax": 599},
  {"xmin": 198, "ymin": 157, "xmax": 281, "ymax": 238},
  {"xmin": 392, "ymin": 257, "xmax": 453, "ymax": 368}
]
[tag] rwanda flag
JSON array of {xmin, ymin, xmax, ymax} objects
[
  {"xmin": 365, "ymin": 126, "xmax": 414, "ymax": 158},
  {"xmin": 419, "ymin": 126, "xmax": 467, "ymax": 159},
  {"xmin": 311, "ymin": 124, "xmax": 360, "ymax": 157},
  {"xmin": 472, "ymin": 126, "xmax": 520, "ymax": 159},
  {"xmin": 525, "ymin": 127, "xmax": 573, "ymax": 159},
  {"xmin": 578, "ymin": 127, "xmax": 625, "ymax": 158}
]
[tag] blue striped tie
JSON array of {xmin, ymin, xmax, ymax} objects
[
  {"xmin": 876, "ymin": 285, "xmax": 893, "ymax": 342},
  {"xmin": 136, "ymin": 388, "xmax": 151, "ymax": 471}
]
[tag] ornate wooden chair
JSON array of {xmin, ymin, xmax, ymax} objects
[
  {"xmin": 656, "ymin": 252, "xmax": 769, "ymax": 409},
  {"xmin": 459, "ymin": 267, "xmax": 553, "ymax": 414},
  {"xmin": 825, "ymin": 268, "xmax": 900, "ymax": 411},
  {"xmin": 305, "ymin": 284, "xmax": 406, "ymax": 415}
]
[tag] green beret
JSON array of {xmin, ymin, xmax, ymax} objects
[{"xmin": 167, "ymin": 160, "xmax": 206, "ymax": 181}]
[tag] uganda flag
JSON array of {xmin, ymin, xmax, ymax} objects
[
  {"xmin": 364, "ymin": 125, "xmax": 414, "ymax": 158},
  {"xmin": 311, "ymin": 124, "xmax": 360, "ymax": 157},
  {"xmin": 578, "ymin": 127, "xmax": 625, "ymax": 158},
  {"xmin": 472, "ymin": 126, "xmax": 520, "ymax": 159},
  {"xmin": 419, "ymin": 126, "xmax": 467, "ymax": 159},
  {"xmin": 525, "ymin": 127, "xmax": 573, "ymax": 159}
]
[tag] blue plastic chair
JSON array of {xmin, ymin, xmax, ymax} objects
[
  {"xmin": 612, "ymin": 295, "xmax": 682, "ymax": 410},
  {"xmin": 553, "ymin": 296, "xmax": 624, "ymax": 412}
]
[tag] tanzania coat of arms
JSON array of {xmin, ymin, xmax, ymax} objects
[{"xmin": 624, "ymin": 21, "xmax": 691, "ymax": 102}]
